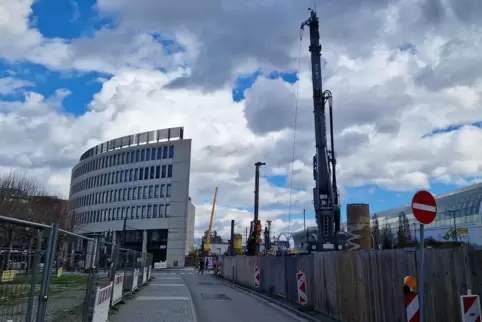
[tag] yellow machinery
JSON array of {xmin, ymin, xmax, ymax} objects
[{"xmin": 204, "ymin": 187, "xmax": 218, "ymax": 255}]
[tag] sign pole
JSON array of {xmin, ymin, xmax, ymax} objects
[
  {"xmin": 411, "ymin": 189, "xmax": 437, "ymax": 322},
  {"xmin": 418, "ymin": 223, "xmax": 425, "ymax": 322}
]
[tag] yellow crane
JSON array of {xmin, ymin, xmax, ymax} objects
[{"xmin": 204, "ymin": 187, "xmax": 218, "ymax": 255}]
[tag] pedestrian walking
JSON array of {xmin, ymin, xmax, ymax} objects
[{"xmin": 198, "ymin": 258, "xmax": 204, "ymax": 274}]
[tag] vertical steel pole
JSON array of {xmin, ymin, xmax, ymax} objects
[
  {"xmin": 36, "ymin": 223, "xmax": 59, "ymax": 322},
  {"xmin": 82, "ymin": 238, "xmax": 100, "ymax": 322},
  {"xmin": 418, "ymin": 224, "xmax": 425, "ymax": 322},
  {"xmin": 26, "ymin": 229, "xmax": 43, "ymax": 322}
]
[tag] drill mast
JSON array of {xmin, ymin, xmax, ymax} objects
[{"xmin": 301, "ymin": 9, "xmax": 340, "ymax": 249}]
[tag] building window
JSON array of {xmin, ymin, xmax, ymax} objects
[
  {"xmin": 151, "ymin": 148, "xmax": 157, "ymax": 160},
  {"xmin": 131, "ymin": 151, "xmax": 135, "ymax": 163},
  {"xmin": 143, "ymin": 186, "xmax": 148, "ymax": 199},
  {"xmin": 159, "ymin": 204, "xmax": 164, "ymax": 217},
  {"xmin": 154, "ymin": 185, "xmax": 160, "ymax": 198},
  {"xmin": 161, "ymin": 165, "xmax": 166, "ymax": 178},
  {"xmin": 167, "ymin": 165, "xmax": 173, "ymax": 178},
  {"xmin": 146, "ymin": 148, "xmax": 151, "ymax": 161},
  {"xmin": 142, "ymin": 205, "xmax": 147, "ymax": 219},
  {"xmin": 149, "ymin": 185, "xmax": 154, "ymax": 199},
  {"xmin": 139, "ymin": 168, "xmax": 144, "ymax": 180},
  {"xmin": 165, "ymin": 204, "xmax": 170, "ymax": 217},
  {"xmin": 169, "ymin": 145, "xmax": 174, "ymax": 158},
  {"xmin": 144, "ymin": 167, "xmax": 149, "ymax": 180},
  {"xmin": 150, "ymin": 166, "xmax": 155, "ymax": 179},
  {"xmin": 166, "ymin": 184, "xmax": 172, "ymax": 197},
  {"xmin": 153, "ymin": 205, "xmax": 158, "ymax": 218},
  {"xmin": 147, "ymin": 205, "xmax": 152, "ymax": 218},
  {"xmin": 133, "ymin": 187, "xmax": 137, "ymax": 200},
  {"xmin": 155, "ymin": 166, "xmax": 160, "ymax": 179},
  {"xmin": 160, "ymin": 184, "xmax": 165, "ymax": 198},
  {"xmin": 136, "ymin": 206, "xmax": 141, "ymax": 219},
  {"xmin": 141, "ymin": 149, "xmax": 146, "ymax": 162},
  {"xmin": 136, "ymin": 150, "xmax": 140, "ymax": 162},
  {"xmin": 163, "ymin": 146, "xmax": 168, "ymax": 159},
  {"xmin": 157, "ymin": 148, "xmax": 162, "ymax": 160}
]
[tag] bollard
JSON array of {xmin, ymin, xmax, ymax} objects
[
  {"xmin": 403, "ymin": 276, "xmax": 420, "ymax": 322},
  {"xmin": 296, "ymin": 271, "xmax": 308, "ymax": 305},
  {"xmin": 254, "ymin": 266, "xmax": 260, "ymax": 289},
  {"xmin": 460, "ymin": 289, "xmax": 482, "ymax": 322}
]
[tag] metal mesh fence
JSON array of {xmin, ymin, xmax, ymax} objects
[{"xmin": 0, "ymin": 215, "xmax": 153, "ymax": 322}]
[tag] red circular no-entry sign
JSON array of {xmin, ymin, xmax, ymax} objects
[{"xmin": 411, "ymin": 190, "xmax": 437, "ymax": 225}]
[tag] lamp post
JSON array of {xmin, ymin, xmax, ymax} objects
[{"xmin": 448, "ymin": 209, "xmax": 457, "ymax": 242}]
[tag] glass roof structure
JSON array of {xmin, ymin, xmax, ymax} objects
[{"xmin": 374, "ymin": 183, "xmax": 482, "ymax": 230}]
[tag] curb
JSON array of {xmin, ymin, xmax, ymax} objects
[{"xmin": 211, "ymin": 275, "xmax": 326, "ymax": 322}]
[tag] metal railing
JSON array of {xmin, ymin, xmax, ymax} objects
[{"xmin": 0, "ymin": 215, "xmax": 153, "ymax": 322}]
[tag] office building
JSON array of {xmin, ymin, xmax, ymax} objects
[{"xmin": 68, "ymin": 127, "xmax": 195, "ymax": 267}]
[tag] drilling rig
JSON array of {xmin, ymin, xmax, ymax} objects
[
  {"xmin": 301, "ymin": 9, "xmax": 340, "ymax": 250},
  {"xmin": 246, "ymin": 162, "xmax": 265, "ymax": 255}
]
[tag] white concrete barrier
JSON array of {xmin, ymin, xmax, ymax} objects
[
  {"xmin": 132, "ymin": 268, "xmax": 139, "ymax": 291},
  {"xmin": 111, "ymin": 272, "xmax": 124, "ymax": 306},
  {"xmin": 148, "ymin": 266, "xmax": 151, "ymax": 280},
  {"xmin": 142, "ymin": 267, "xmax": 147, "ymax": 285},
  {"xmin": 92, "ymin": 282, "xmax": 112, "ymax": 322}
]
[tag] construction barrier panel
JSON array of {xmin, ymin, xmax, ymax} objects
[
  {"xmin": 296, "ymin": 271, "xmax": 308, "ymax": 305},
  {"xmin": 1, "ymin": 270, "xmax": 17, "ymax": 282},
  {"xmin": 460, "ymin": 290, "xmax": 482, "ymax": 322},
  {"xmin": 132, "ymin": 268, "xmax": 139, "ymax": 292},
  {"xmin": 111, "ymin": 272, "xmax": 124, "ymax": 306},
  {"xmin": 148, "ymin": 266, "xmax": 151, "ymax": 280},
  {"xmin": 143, "ymin": 267, "xmax": 147, "ymax": 284},
  {"xmin": 254, "ymin": 266, "xmax": 260, "ymax": 289},
  {"xmin": 405, "ymin": 293, "xmax": 420, "ymax": 322},
  {"xmin": 92, "ymin": 282, "xmax": 113, "ymax": 322}
]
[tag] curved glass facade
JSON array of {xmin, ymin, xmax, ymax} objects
[
  {"xmin": 68, "ymin": 128, "xmax": 195, "ymax": 267},
  {"xmin": 69, "ymin": 144, "xmax": 175, "ymax": 226}
]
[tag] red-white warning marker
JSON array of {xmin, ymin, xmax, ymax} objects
[
  {"xmin": 411, "ymin": 190, "xmax": 437, "ymax": 225},
  {"xmin": 254, "ymin": 266, "xmax": 260, "ymax": 289},
  {"xmin": 460, "ymin": 290, "xmax": 482, "ymax": 322},
  {"xmin": 297, "ymin": 271, "xmax": 308, "ymax": 305},
  {"xmin": 405, "ymin": 293, "xmax": 420, "ymax": 322}
]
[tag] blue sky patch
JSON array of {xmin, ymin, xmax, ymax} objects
[
  {"xmin": 0, "ymin": 60, "xmax": 105, "ymax": 115},
  {"xmin": 232, "ymin": 70, "xmax": 298, "ymax": 102},
  {"xmin": 424, "ymin": 121, "xmax": 482, "ymax": 138},
  {"xmin": 32, "ymin": 0, "xmax": 114, "ymax": 39}
]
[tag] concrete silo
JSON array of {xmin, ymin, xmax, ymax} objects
[{"xmin": 346, "ymin": 203, "xmax": 371, "ymax": 251}]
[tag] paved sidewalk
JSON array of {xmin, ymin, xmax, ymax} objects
[{"xmin": 109, "ymin": 271, "xmax": 196, "ymax": 322}]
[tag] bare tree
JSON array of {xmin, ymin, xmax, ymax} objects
[{"xmin": 0, "ymin": 170, "xmax": 68, "ymax": 271}]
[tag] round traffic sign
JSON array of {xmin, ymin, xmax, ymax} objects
[{"xmin": 411, "ymin": 190, "xmax": 437, "ymax": 225}]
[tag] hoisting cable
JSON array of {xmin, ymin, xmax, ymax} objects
[{"xmin": 287, "ymin": 29, "xmax": 304, "ymax": 239}]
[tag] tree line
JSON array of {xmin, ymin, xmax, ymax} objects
[{"xmin": 371, "ymin": 212, "xmax": 413, "ymax": 249}]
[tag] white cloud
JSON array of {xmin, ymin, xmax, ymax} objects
[{"xmin": 2, "ymin": 0, "xmax": 482, "ymax": 239}]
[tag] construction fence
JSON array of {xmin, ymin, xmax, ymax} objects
[
  {"xmin": 218, "ymin": 247, "xmax": 482, "ymax": 322},
  {"xmin": 0, "ymin": 215, "xmax": 153, "ymax": 322}
]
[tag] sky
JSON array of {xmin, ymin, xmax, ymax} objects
[{"xmin": 1, "ymin": 0, "xmax": 482, "ymax": 240}]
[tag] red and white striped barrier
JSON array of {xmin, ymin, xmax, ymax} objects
[
  {"xmin": 405, "ymin": 293, "xmax": 420, "ymax": 322},
  {"xmin": 111, "ymin": 272, "xmax": 124, "ymax": 306},
  {"xmin": 296, "ymin": 271, "xmax": 308, "ymax": 305},
  {"xmin": 254, "ymin": 266, "xmax": 260, "ymax": 289},
  {"xmin": 93, "ymin": 282, "xmax": 112, "ymax": 322},
  {"xmin": 460, "ymin": 290, "xmax": 482, "ymax": 322},
  {"xmin": 132, "ymin": 268, "xmax": 139, "ymax": 292},
  {"xmin": 217, "ymin": 263, "xmax": 222, "ymax": 276}
]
